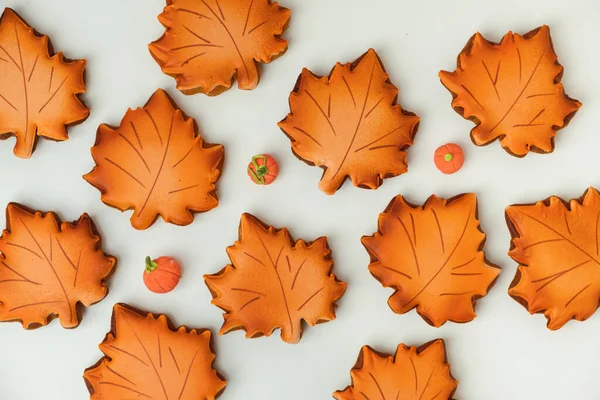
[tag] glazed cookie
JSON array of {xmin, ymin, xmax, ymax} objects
[
  {"xmin": 334, "ymin": 339, "xmax": 457, "ymax": 400},
  {"xmin": 84, "ymin": 303, "xmax": 226, "ymax": 399},
  {"xmin": 0, "ymin": 8, "xmax": 89, "ymax": 158},
  {"xmin": 149, "ymin": 0, "xmax": 291, "ymax": 95},
  {"xmin": 440, "ymin": 26, "xmax": 581, "ymax": 157},
  {"xmin": 279, "ymin": 49, "xmax": 419, "ymax": 195},
  {"xmin": 362, "ymin": 194, "xmax": 500, "ymax": 326},
  {"xmin": 204, "ymin": 213, "xmax": 347, "ymax": 344},
  {"xmin": 84, "ymin": 89, "xmax": 224, "ymax": 230},
  {"xmin": 0, "ymin": 203, "xmax": 115, "ymax": 329},
  {"xmin": 507, "ymin": 187, "xmax": 600, "ymax": 329}
]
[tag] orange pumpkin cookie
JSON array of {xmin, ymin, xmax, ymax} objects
[
  {"xmin": 507, "ymin": 187, "xmax": 600, "ymax": 330},
  {"xmin": 434, "ymin": 143, "xmax": 464, "ymax": 174},
  {"xmin": 278, "ymin": 49, "xmax": 419, "ymax": 195},
  {"xmin": 149, "ymin": 0, "xmax": 291, "ymax": 95},
  {"xmin": 0, "ymin": 203, "xmax": 115, "ymax": 329},
  {"xmin": 439, "ymin": 26, "xmax": 581, "ymax": 157},
  {"xmin": 334, "ymin": 339, "xmax": 457, "ymax": 400},
  {"xmin": 362, "ymin": 194, "xmax": 500, "ymax": 326},
  {"xmin": 0, "ymin": 8, "xmax": 89, "ymax": 158},
  {"xmin": 84, "ymin": 89, "xmax": 224, "ymax": 230},
  {"xmin": 84, "ymin": 303, "xmax": 226, "ymax": 400},
  {"xmin": 204, "ymin": 213, "xmax": 347, "ymax": 344}
]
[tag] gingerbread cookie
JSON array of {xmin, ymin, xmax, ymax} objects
[
  {"xmin": 439, "ymin": 26, "xmax": 581, "ymax": 157},
  {"xmin": 362, "ymin": 194, "xmax": 500, "ymax": 326},
  {"xmin": 334, "ymin": 339, "xmax": 457, "ymax": 400},
  {"xmin": 0, "ymin": 8, "xmax": 89, "ymax": 158},
  {"xmin": 0, "ymin": 203, "xmax": 115, "ymax": 329},
  {"xmin": 84, "ymin": 89, "xmax": 224, "ymax": 230},
  {"xmin": 507, "ymin": 187, "xmax": 600, "ymax": 329},
  {"xmin": 204, "ymin": 213, "xmax": 347, "ymax": 344},
  {"xmin": 84, "ymin": 303, "xmax": 226, "ymax": 399},
  {"xmin": 149, "ymin": 0, "xmax": 291, "ymax": 95},
  {"xmin": 278, "ymin": 49, "xmax": 419, "ymax": 195}
]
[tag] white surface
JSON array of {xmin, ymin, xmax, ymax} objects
[{"xmin": 0, "ymin": 0, "xmax": 599, "ymax": 398}]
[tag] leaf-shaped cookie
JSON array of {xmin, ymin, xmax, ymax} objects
[
  {"xmin": 334, "ymin": 339, "xmax": 457, "ymax": 400},
  {"xmin": 439, "ymin": 26, "xmax": 581, "ymax": 157},
  {"xmin": 149, "ymin": 0, "xmax": 291, "ymax": 95},
  {"xmin": 507, "ymin": 187, "xmax": 600, "ymax": 330},
  {"xmin": 0, "ymin": 203, "xmax": 115, "ymax": 329},
  {"xmin": 84, "ymin": 89, "xmax": 224, "ymax": 230},
  {"xmin": 278, "ymin": 49, "xmax": 420, "ymax": 195},
  {"xmin": 362, "ymin": 194, "xmax": 500, "ymax": 326},
  {"xmin": 0, "ymin": 8, "xmax": 89, "ymax": 158},
  {"xmin": 204, "ymin": 213, "xmax": 347, "ymax": 344},
  {"xmin": 84, "ymin": 303, "xmax": 227, "ymax": 400}
]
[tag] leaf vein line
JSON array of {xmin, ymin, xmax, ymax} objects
[
  {"xmin": 518, "ymin": 212, "xmax": 600, "ymax": 268},
  {"xmin": 401, "ymin": 210, "xmax": 472, "ymax": 308},
  {"xmin": 105, "ymin": 158, "xmax": 147, "ymax": 188},
  {"xmin": 490, "ymin": 50, "xmax": 545, "ymax": 133},
  {"xmin": 293, "ymin": 127, "xmax": 322, "ymax": 147},
  {"xmin": 431, "ymin": 209, "xmax": 445, "ymax": 253},
  {"xmin": 0, "ymin": 44, "xmax": 19, "ymax": 70},
  {"xmin": 565, "ymin": 284, "xmax": 591, "ymax": 307},
  {"xmin": 330, "ymin": 59, "xmax": 377, "ymax": 181},
  {"xmin": 202, "ymin": 0, "xmax": 249, "ymax": 79},
  {"xmin": 256, "ymin": 230, "xmax": 294, "ymax": 336},
  {"xmin": 242, "ymin": 0, "xmax": 254, "ymax": 36},
  {"xmin": 369, "ymin": 372, "xmax": 386, "ymax": 400},
  {"xmin": 118, "ymin": 133, "xmax": 150, "ymax": 173},
  {"xmin": 305, "ymin": 91, "xmax": 337, "ymax": 137},
  {"xmin": 18, "ymin": 217, "xmax": 73, "ymax": 321},
  {"xmin": 38, "ymin": 76, "xmax": 68, "ymax": 113},
  {"xmin": 137, "ymin": 115, "xmax": 174, "ymax": 218},
  {"xmin": 248, "ymin": 21, "xmax": 268, "ymax": 35},
  {"xmin": 98, "ymin": 382, "xmax": 150, "ymax": 398},
  {"xmin": 297, "ymin": 287, "xmax": 324, "ymax": 311},
  {"xmin": 354, "ymin": 125, "xmax": 404, "ymax": 153},
  {"xmin": 291, "ymin": 259, "xmax": 307, "ymax": 290},
  {"xmin": 397, "ymin": 216, "xmax": 420, "ymax": 275},
  {"xmin": 183, "ymin": 25, "xmax": 211, "ymax": 43},
  {"xmin": 178, "ymin": 349, "xmax": 200, "ymax": 399},
  {"xmin": 1, "ymin": 260, "xmax": 39, "ymax": 284}
]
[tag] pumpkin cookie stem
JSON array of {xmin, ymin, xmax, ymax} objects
[
  {"xmin": 145, "ymin": 256, "xmax": 158, "ymax": 273},
  {"xmin": 249, "ymin": 155, "xmax": 268, "ymax": 184}
]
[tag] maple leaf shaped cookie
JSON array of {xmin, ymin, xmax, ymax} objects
[
  {"xmin": 0, "ymin": 8, "xmax": 89, "ymax": 158},
  {"xmin": 204, "ymin": 213, "xmax": 347, "ymax": 344},
  {"xmin": 0, "ymin": 203, "xmax": 115, "ymax": 329},
  {"xmin": 278, "ymin": 49, "xmax": 420, "ymax": 195},
  {"xmin": 439, "ymin": 26, "xmax": 581, "ymax": 157},
  {"xmin": 149, "ymin": 0, "xmax": 291, "ymax": 95},
  {"xmin": 334, "ymin": 339, "xmax": 457, "ymax": 400},
  {"xmin": 84, "ymin": 303, "xmax": 227, "ymax": 400},
  {"xmin": 507, "ymin": 187, "xmax": 600, "ymax": 330},
  {"xmin": 362, "ymin": 194, "xmax": 500, "ymax": 326},
  {"xmin": 84, "ymin": 89, "xmax": 224, "ymax": 230}
]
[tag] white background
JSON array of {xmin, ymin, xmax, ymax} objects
[{"xmin": 0, "ymin": 0, "xmax": 599, "ymax": 398}]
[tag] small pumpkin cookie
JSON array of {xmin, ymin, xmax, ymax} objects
[
  {"xmin": 434, "ymin": 143, "xmax": 464, "ymax": 174},
  {"xmin": 278, "ymin": 49, "xmax": 419, "ymax": 195},
  {"xmin": 334, "ymin": 339, "xmax": 457, "ymax": 400},
  {"xmin": 440, "ymin": 26, "xmax": 581, "ymax": 157},
  {"xmin": 362, "ymin": 193, "xmax": 500, "ymax": 326},
  {"xmin": 84, "ymin": 89, "xmax": 224, "ymax": 230},
  {"xmin": 84, "ymin": 303, "xmax": 226, "ymax": 399},
  {"xmin": 204, "ymin": 213, "xmax": 347, "ymax": 343},
  {"xmin": 0, "ymin": 8, "xmax": 89, "ymax": 158},
  {"xmin": 507, "ymin": 187, "xmax": 600, "ymax": 329},
  {"xmin": 149, "ymin": 0, "xmax": 291, "ymax": 95}
]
